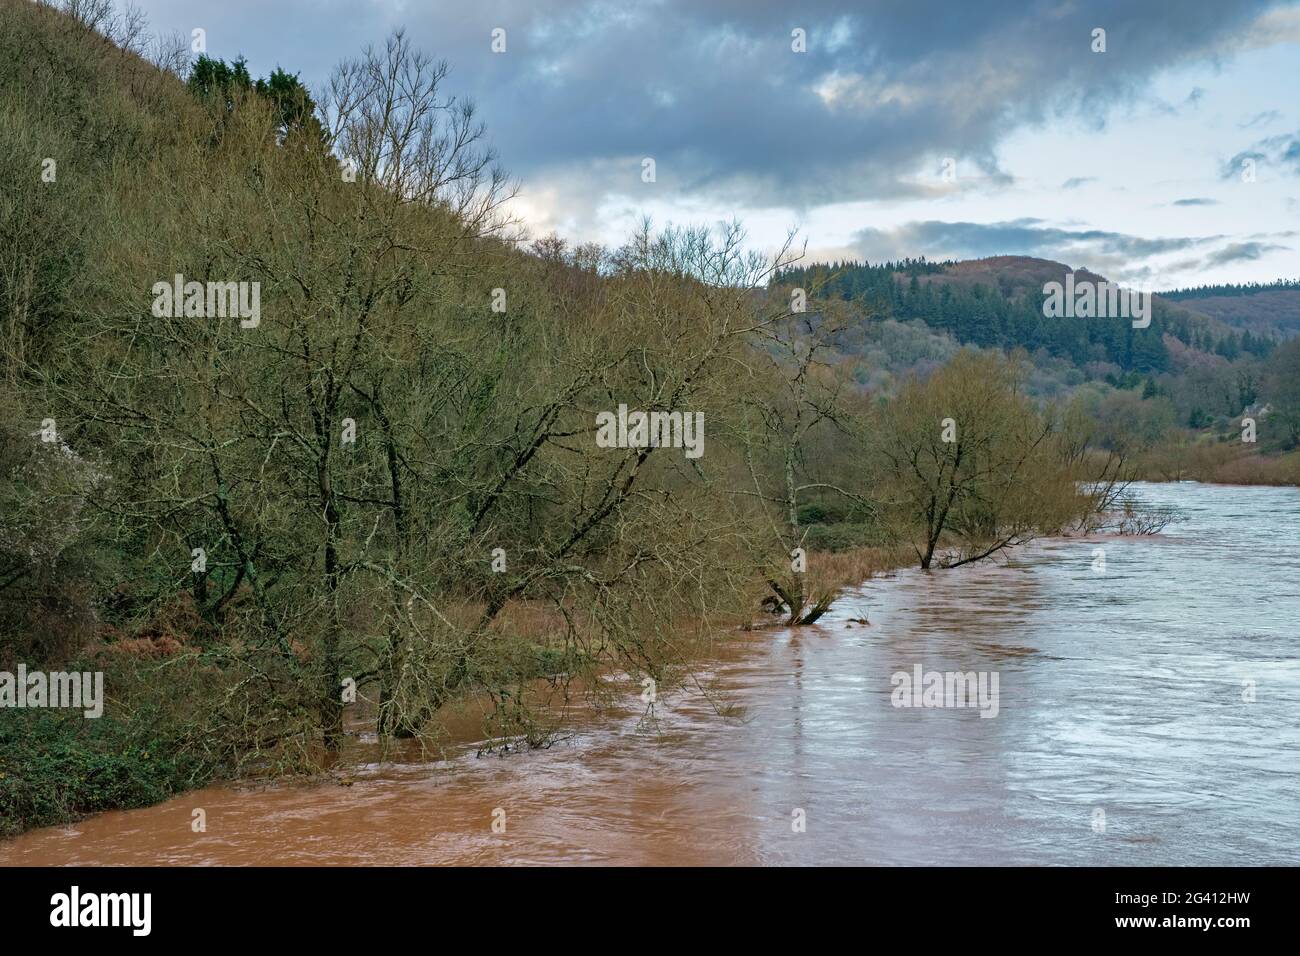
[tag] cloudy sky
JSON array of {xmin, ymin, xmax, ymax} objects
[{"xmin": 134, "ymin": 0, "xmax": 1300, "ymax": 287}]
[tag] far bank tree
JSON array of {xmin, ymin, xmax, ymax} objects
[{"xmin": 877, "ymin": 351, "xmax": 1084, "ymax": 569}]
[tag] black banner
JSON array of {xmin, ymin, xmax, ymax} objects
[{"xmin": 0, "ymin": 865, "xmax": 1286, "ymax": 942}]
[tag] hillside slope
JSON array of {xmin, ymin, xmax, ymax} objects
[
  {"xmin": 1163, "ymin": 287, "xmax": 1300, "ymax": 338},
  {"xmin": 777, "ymin": 255, "xmax": 1275, "ymax": 374}
]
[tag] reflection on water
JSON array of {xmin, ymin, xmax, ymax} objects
[{"xmin": 3, "ymin": 482, "xmax": 1298, "ymax": 865}]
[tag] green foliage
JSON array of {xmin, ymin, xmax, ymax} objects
[
  {"xmin": 0, "ymin": 643, "xmax": 316, "ymax": 836},
  {"xmin": 255, "ymin": 67, "xmax": 325, "ymax": 142},
  {"xmin": 796, "ymin": 503, "xmax": 829, "ymax": 524},
  {"xmin": 186, "ymin": 53, "xmax": 253, "ymax": 103},
  {"xmin": 802, "ymin": 522, "xmax": 878, "ymax": 552},
  {"xmin": 187, "ymin": 55, "xmax": 324, "ymax": 143},
  {"xmin": 0, "ymin": 706, "xmax": 204, "ymax": 837}
]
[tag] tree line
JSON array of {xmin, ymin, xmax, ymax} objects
[{"xmin": 778, "ymin": 260, "xmax": 1275, "ymax": 371}]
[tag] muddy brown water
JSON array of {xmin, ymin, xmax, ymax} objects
[{"xmin": 3, "ymin": 482, "xmax": 1298, "ymax": 865}]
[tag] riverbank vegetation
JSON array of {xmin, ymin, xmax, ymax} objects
[
  {"xmin": 777, "ymin": 262, "xmax": 1300, "ymax": 485},
  {"xmin": 0, "ymin": 0, "xmax": 1285, "ymax": 835}
]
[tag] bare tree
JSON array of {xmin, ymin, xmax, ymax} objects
[
  {"xmin": 319, "ymin": 29, "xmax": 519, "ymax": 242},
  {"xmin": 741, "ymin": 286, "xmax": 873, "ymax": 624},
  {"xmin": 877, "ymin": 351, "xmax": 1083, "ymax": 570}
]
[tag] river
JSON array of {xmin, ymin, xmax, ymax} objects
[{"xmin": 3, "ymin": 482, "xmax": 1298, "ymax": 865}]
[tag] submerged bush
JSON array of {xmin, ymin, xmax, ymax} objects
[{"xmin": 0, "ymin": 708, "xmax": 201, "ymax": 837}]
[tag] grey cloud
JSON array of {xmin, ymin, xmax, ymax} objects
[
  {"xmin": 1221, "ymin": 149, "xmax": 1269, "ymax": 179},
  {"xmin": 1222, "ymin": 130, "xmax": 1300, "ymax": 177},
  {"xmin": 137, "ymin": 0, "xmax": 1287, "ymax": 210},
  {"xmin": 1062, "ymin": 177, "xmax": 1098, "ymax": 190},
  {"xmin": 847, "ymin": 219, "xmax": 1293, "ymax": 283},
  {"xmin": 1204, "ymin": 241, "xmax": 1288, "ymax": 265},
  {"xmin": 1286, "ymin": 137, "xmax": 1300, "ymax": 170},
  {"xmin": 1240, "ymin": 109, "xmax": 1283, "ymax": 128},
  {"xmin": 850, "ymin": 219, "xmax": 1218, "ymax": 263},
  {"xmin": 1173, "ymin": 197, "xmax": 1218, "ymax": 206},
  {"xmin": 1153, "ymin": 86, "xmax": 1207, "ymax": 115}
]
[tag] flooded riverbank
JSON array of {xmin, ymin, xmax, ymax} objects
[{"xmin": 4, "ymin": 482, "xmax": 1298, "ymax": 866}]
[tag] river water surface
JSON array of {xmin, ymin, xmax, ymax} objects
[{"xmin": 3, "ymin": 482, "xmax": 1298, "ymax": 865}]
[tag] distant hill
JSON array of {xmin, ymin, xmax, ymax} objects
[
  {"xmin": 919, "ymin": 255, "xmax": 1106, "ymax": 295},
  {"xmin": 1161, "ymin": 281, "xmax": 1300, "ymax": 339},
  {"xmin": 777, "ymin": 255, "xmax": 1277, "ymax": 374}
]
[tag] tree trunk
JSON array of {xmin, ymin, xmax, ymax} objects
[{"xmin": 319, "ymin": 444, "xmax": 344, "ymax": 750}]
